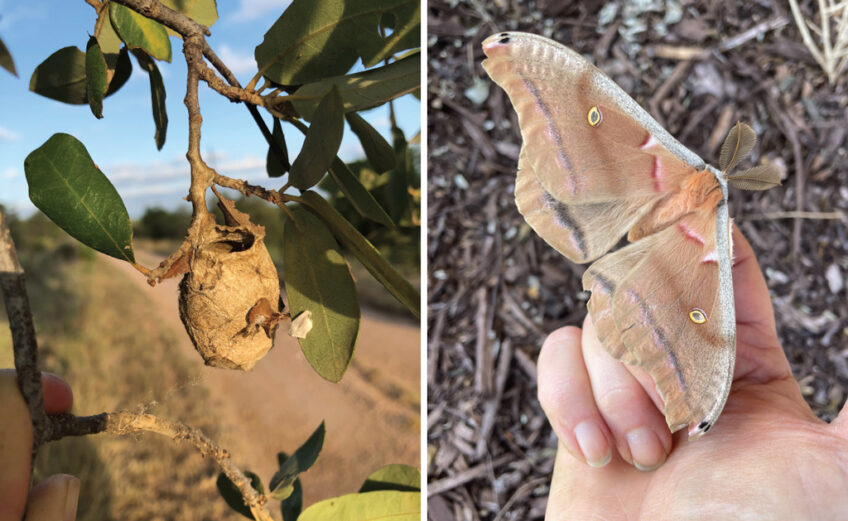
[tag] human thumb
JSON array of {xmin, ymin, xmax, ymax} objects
[{"xmin": 23, "ymin": 475, "xmax": 79, "ymax": 521}]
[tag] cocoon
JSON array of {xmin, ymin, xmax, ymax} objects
[{"xmin": 179, "ymin": 208, "xmax": 280, "ymax": 370}]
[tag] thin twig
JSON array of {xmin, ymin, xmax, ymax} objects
[
  {"xmin": 47, "ymin": 411, "xmax": 272, "ymax": 520},
  {"xmin": 0, "ymin": 210, "xmax": 48, "ymax": 465},
  {"xmin": 650, "ymin": 15, "xmax": 789, "ymax": 61},
  {"xmin": 648, "ymin": 60, "xmax": 691, "ymax": 128},
  {"xmin": 474, "ymin": 287, "xmax": 492, "ymax": 395},
  {"xmin": 428, "ymin": 455, "xmax": 514, "ymax": 497},
  {"xmin": 492, "ymin": 477, "xmax": 549, "ymax": 521},
  {"xmin": 213, "ymin": 173, "xmax": 285, "ymax": 205},
  {"xmin": 717, "ymin": 15, "xmax": 790, "ymax": 52},
  {"xmin": 475, "ymin": 339, "xmax": 512, "ymax": 458},
  {"xmin": 740, "ymin": 210, "xmax": 847, "ymax": 221},
  {"xmin": 111, "ymin": 0, "xmax": 208, "ymax": 36}
]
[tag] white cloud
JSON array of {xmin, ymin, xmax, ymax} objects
[
  {"xmin": 3, "ymin": 167, "xmax": 18, "ymax": 179},
  {"xmin": 106, "ymin": 153, "xmax": 270, "ymax": 200},
  {"xmin": 231, "ymin": 0, "xmax": 293, "ymax": 22},
  {"xmin": 216, "ymin": 44, "xmax": 257, "ymax": 76},
  {"xmin": 219, "ymin": 155, "xmax": 265, "ymax": 173},
  {"xmin": 108, "ymin": 157, "xmax": 188, "ymax": 182},
  {"xmin": 120, "ymin": 181, "xmax": 188, "ymax": 199},
  {"xmin": 0, "ymin": 125, "xmax": 21, "ymax": 141}
]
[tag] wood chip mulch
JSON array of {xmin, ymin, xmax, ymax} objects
[{"xmin": 426, "ymin": 1, "xmax": 848, "ymax": 519}]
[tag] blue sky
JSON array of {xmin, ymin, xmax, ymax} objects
[{"xmin": 0, "ymin": 0, "xmax": 420, "ymax": 217}]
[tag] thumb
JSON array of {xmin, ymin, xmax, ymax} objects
[{"xmin": 23, "ymin": 475, "xmax": 79, "ymax": 521}]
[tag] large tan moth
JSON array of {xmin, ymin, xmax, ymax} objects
[{"xmin": 482, "ymin": 32, "xmax": 779, "ymax": 438}]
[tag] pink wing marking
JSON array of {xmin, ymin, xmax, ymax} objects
[
  {"xmin": 639, "ymin": 135, "xmax": 666, "ymax": 192},
  {"xmin": 701, "ymin": 249, "xmax": 718, "ymax": 264},
  {"xmin": 678, "ymin": 221, "xmax": 706, "ymax": 246},
  {"xmin": 652, "ymin": 156, "xmax": 665, "ymax": 192},
  {"xmin": 639, "ymin": 134, "xmax": 659, "ymax": 150}
]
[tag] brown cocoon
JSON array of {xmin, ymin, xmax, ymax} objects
[{"xmin": 179, "ymin": 214, "xmax": 280, "ymax": 370}]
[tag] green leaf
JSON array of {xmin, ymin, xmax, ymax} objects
[
  {"xmin": 359, "ymin": 464, "xmax": 420, "ymax": 493},
  {"xmin": 255, "ymin": 0, "xmax": 417, "ymax": 85},
  {"xmin": 298, "ymin": 490, "xmax": 420, "ymax": 521},
  {"xmin": 105, "ymin": 46, "xmax": 133, "ymax": 97},
  {"xmin": 270, "ymin": 453, "xmax": 296, "ymax": 501},
  {"xmin": 291, "ymin": 422, "xmax": 324, "ymax": 473},
  {"xmin": 29, "ymin": 46, "xmax": 88, "ymax": 104},
  {"xmin": 281, "ymin": 479, "xmax": 302, "ymax": 521},
  {"xmin": 328, "ymin": 158, "xmax": 394, "ymax": 228},
  {"xmin": 384, "ymin": 127, "xmax": 411, "ymax": 223},
  {"xmin": 298, "ymin": 191, "xmax": 419, "ymax": 317},
  {"xmin": 345, "ymin": 112, "xmax": 396, "ymax": 173},
  {"xmin": 96, "ymin": 7, "xmax": 134, "ymax": 96},
  {"xmin": 110, "ymin": 2, "xmax": 172, "ymax": 62},
  {"xmin": 292, "ymin": 53, "xmax": 420, "ymax": 121},
  {"xmin": 30, "ymin": 44, "xmax": 132, "ymax": 105},
  {"xmin": 24, "ymin": 133, "xmax": 135, "ymax": 263},
  {"xmin": 269, "ymin": 422, "xmax": 325, "ymax": 498},
  {"xmin": 0, "ymin": 36, "xmax": 17, "ymax": 76},
  {"xmin": 97, "ymin": 5, "xmax": 123, "ymax": 55},
  {"xmin": 216, "ymin": 471, "xmax": 263, "ymax": 520},
  {"xmin": 266, "ymin": 117, "xmax": 290, "ymax": 178},
  {"xmin": 131, "ymin": 49, "xmax": 168, "ymax": 149},
  {"xmin": 362, "ymin": 2, "xmax": 420, "ymax": 67},
  {"xmin": 283, "ymin": 206, "xmax": 359, "ymax": 381},
  {"xmin": 290, "ymin": 87, "xmax": 344, "ymax": 190},
  {"xmin": 85, "ymin": 37, "xmax": 108, "ymax": 119},
  {"xmin": 160, "ymin": 0, "xmax": 218, "ymax": 38}
]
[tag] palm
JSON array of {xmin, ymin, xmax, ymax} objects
[
  {"xmin": 539, "ymin": 229, "xmax": 848, "ymax": 520},
  {"xmin": 548, "ymin": 374, "xmax": 847, "ymax": 519}
]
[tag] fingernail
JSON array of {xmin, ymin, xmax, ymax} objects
[
  {"xmin": 626, "ymin": 427, "xmax": 666, "ymax": 471},
  {"xmin": 574, "ymin": 420, "xmax": 611, "ymax": 468},
  {"xmin": 64, "ymin": 476, "xmax": 80, "ymax": 521}
]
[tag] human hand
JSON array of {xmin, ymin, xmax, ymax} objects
[
  {"xmin": 537, "ymin": 228, "xmax": 848, "ymax": 520},
  {"xmin": 0, "ymin": 369, "xmax": 78, "ymax": 521}
]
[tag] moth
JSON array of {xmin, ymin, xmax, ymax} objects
[{"xmin": 482, "ymin": 32, "xmax": 780, "ymax": 438}]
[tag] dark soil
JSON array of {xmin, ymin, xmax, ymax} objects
[{"xmin": 426, "ymin": 1, "xmax": 848, "ymax": 519}]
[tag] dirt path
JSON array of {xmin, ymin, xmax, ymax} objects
[{"xmin": 107, "ymin": 252, "xmax": 420, "ymax": 506}]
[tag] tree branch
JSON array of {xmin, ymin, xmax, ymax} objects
[
  {"xmin": 212, "ymin": 173, "xmax": 285, "ymax": 205},
  {"xmin": 182, "ymin": 37, "xmax": 213, "ymax": 221},
  {"xmin": 109, "ymin": 0, "xmax": 208, "ymax": 37},
  {"xmin": 0, "ymin": 210, "xmax": 50, "ymax": 467},
  {"xmin": 45, "ymin": 410, "xmax": 273, "ymax": 521}
]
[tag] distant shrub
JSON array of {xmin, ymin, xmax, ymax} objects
[{"xmin": 134, "ymin": 207, "xmax": 192, "ymax": 240}]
